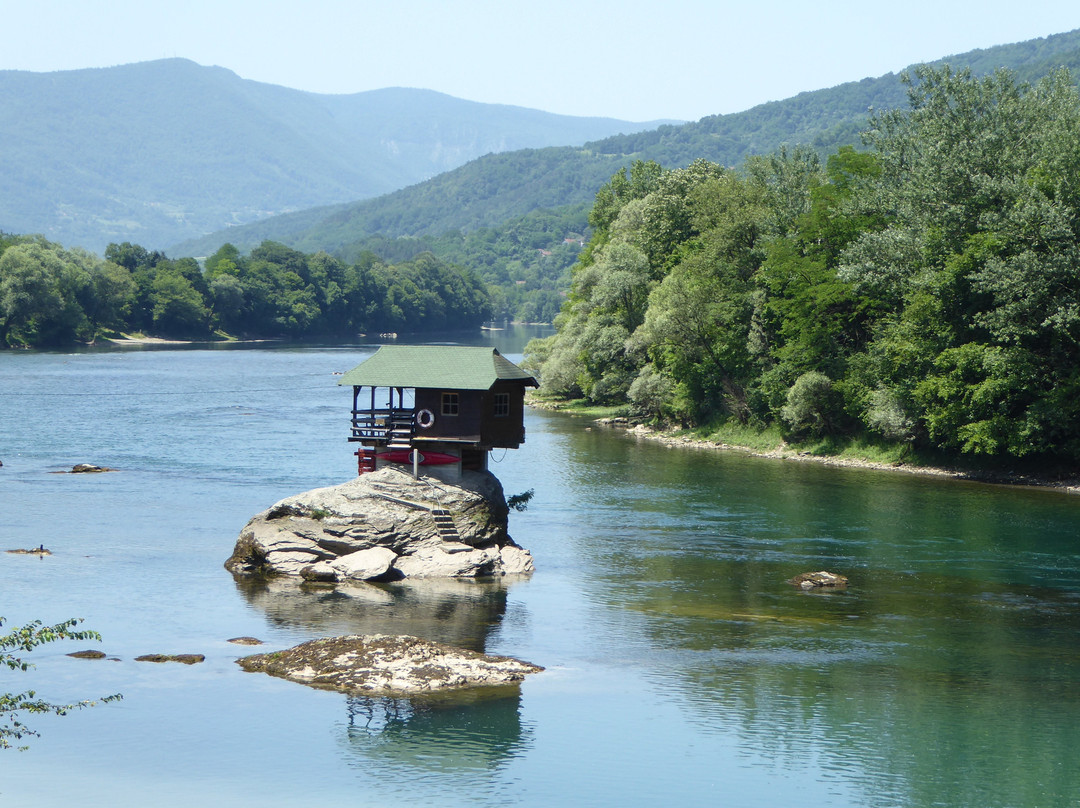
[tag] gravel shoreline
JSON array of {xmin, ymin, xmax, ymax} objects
[
  {"xmin": 632, "ymin": 422, "xmax": 1080, "ymax": 494},
  {"xmin": 535, "ymin": 402, "xmax": 1080, "ymax": 495}
]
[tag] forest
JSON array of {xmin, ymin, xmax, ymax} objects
[
  {"xmin": 0, "ymin": 237, "xmax": 490, "ymax": 346},
  {"xmin": 526, "ymin": 66, "xmax": 1080, "ymax": 464}
]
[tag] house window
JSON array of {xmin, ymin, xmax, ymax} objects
[
  {"xmin": 494, "ymin": 392, "xmax": 510, "ymax": 417},
  {"xmin": 441, "ymin": 392, "xmax": 459, "ymax": 416}
]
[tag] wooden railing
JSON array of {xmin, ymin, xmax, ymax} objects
[{"xmin": 349, "ymin": 408, "xmax": 415, "ymax": 443}]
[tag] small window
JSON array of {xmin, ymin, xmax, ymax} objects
[
  {"xmin": 441, "ymin": 392, "xmax": 459, "ymax": 416},
  {"xmin": 493, "ymin": 392, "xmax": 510, "ymax": 417}
]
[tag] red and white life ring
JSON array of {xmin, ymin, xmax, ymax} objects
[{"xmin": 415, "ymin": 408, "xmax": 436, "ymax": 429}]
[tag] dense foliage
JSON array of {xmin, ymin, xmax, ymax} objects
[
  {"xmin": 335, "ymin": 203, "xmax": 591, "ymax": 323},
  {"xmin": 528, "ymin": 66, "xmax": 1080, "ymax": 463},
  {"xmin": 0, "ymin": 237, "xmax": 490, "ymax": 346}
]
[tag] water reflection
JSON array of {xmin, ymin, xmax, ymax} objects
[
  {"xmin": 543, "ymin": 419, "xmax": 1080, "ymax": 807},
  {"xmin": 342, "ymin": 688, "xmax": 530, "ymax": 773},
  {"xmin": 233, "ymin": 575, "xmax": 513, "ymax": 652},
  {"xmin": 235, "ymin": 574, "xmax": 534, "ymax": 787}
]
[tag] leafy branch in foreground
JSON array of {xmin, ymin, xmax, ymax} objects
[
  {"xmin": 506, "ymin": 489, "xmax": 535, "ymax": 512},
  {"xmin": 1, "ymin": 617, "xmax": 122, "ymax": 750}
]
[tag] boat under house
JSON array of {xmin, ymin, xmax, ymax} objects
[{"xmin": 338, "ymin": 345, "xmax": 539, "ymax": 477}]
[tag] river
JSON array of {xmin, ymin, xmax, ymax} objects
[{"xmin": 2, "ymin": 329, "xmax": 1079, "ymax": 807}]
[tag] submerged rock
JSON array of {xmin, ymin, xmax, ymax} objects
[
  {"xmin": 70, "ymin": 463, "xmax": 114, "ymax": 473},
  {"xmin": 227, "ymin": 636, "xmax": 264, "ymax": 646},
  {"xmin": 787, "ymin": 571, "xmax": 849, "ymax": 589},
  {"xmin": 225, "ymin": 467, "xmax": 533, "ymax": 581},
  {"xmin": 236, "ymin": 634, "xmax": 543, "ymax": 695},
  {"xmin": 67, "ymin": 649, "xmax": 106, "ymax": 659},
  {"xmin": 135, "ymin": 653, "xmax": 205, "ymax": 664}
]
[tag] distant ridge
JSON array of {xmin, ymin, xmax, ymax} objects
[
  {"xmin": 172, "ymin": 29, "xmax": 1080, "ymax": 259},
  {"xmin": 0, "ymin": 58, "xmax": 669, "ymax": 251}
]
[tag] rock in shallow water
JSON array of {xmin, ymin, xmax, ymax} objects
[
  {"xmin": 135, "ymin": 653, "xmax": 205, "ymax": 664},
  {"xmin": 227, "ymin": 636, "xmax": 264, "ymax": 646},
  {"xmin": 67, "ymin": 649, "xmax": 107, "ymax": 659},
  {"xmin": 225, "ymin": 467, "xmax": 533, "ymax": 581},
  {"xmin": 236, "ymin": 634, "xmax": 543, "ymax": 695},
  {"xmin": 787, "ymin": 571, "xmax": 848, "ymax": 589}
]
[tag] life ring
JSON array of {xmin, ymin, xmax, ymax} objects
[{"xmin": 415, "ymin": 408, "xmax": 436, "ymax": 429}]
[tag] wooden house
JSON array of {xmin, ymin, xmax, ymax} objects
[{"xmin": 338, "ymin": 346, "xmax": 538, "ymax": 477}]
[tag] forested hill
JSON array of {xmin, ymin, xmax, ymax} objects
[
  {"xmin": 587, "ymin": 28, "xmax": 1080, "ymax": 167},
  {"xmin": 177, "ymin": 149, "xmax": 622, "ymax": 257},
  {"xmin": 173, "ymin": 28, "xmax": 1080, "ymax": 261},
  {"xmin": 527, "ymin": 65, "xmax": 1080, "ymax": 467},
  {"xmin": 166, "ymin": 29, "xmax": 1080, "ymax": 327},
  {"xmin": 0, "ymin": 59, "xmax": 666, "ymax": 252}
]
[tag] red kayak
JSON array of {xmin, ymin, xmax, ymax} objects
[{"xmin": 377, "ymin": 449, "xmax": 459, "ymax": 466}]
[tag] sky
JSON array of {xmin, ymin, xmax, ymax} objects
[{"xmin": 4, "ymin": 1, "xmax": 1080, "ymax": 122}]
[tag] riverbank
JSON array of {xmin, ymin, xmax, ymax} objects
[
  {"xmin": 103, "ymin": 333, "xmax": 280, "ymax": 347},
  {"xmin": 529, "ymin": 398, "xmax": 1080, "ymax": 495},
  {"xmin": 105, "ymin": 334, "xmax": 192, "ymax": 345}
]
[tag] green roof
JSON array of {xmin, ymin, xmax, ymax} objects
[{"xmin": 338, "ymin": 346, "xmax": 538, "ymax": 390}]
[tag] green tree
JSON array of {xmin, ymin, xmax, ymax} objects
[
  {"xmin": 150, "ymin": 271, "xmax": 210, "ymax": 337},
  {"xmin": 0, "ymin": 239, "xmax": 90, "ymax": 347},
  {"xmin": 83, "ymin": 261, "xmax": 136, "ymax": 336},
  {"xmin": 838, "ymin": 66, "xmax": 1080, "ymax": 458}
]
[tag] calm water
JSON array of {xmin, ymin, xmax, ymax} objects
[{"xmin": 3, "ymin": 331, "xmax": 1080, "ymax": 807}]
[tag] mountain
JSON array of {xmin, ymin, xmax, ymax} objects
[
  {"xmin": 173, "ymin": 148, "xmax": 622, "ymax": 257},
  {"xmin": 171, "ymin": 29, "xmax": 1080, "ymax": 259},
  {"xmin": 586, "ymin": 28, "xmax": 1080, "ymax": 167},
  {"xmin": 0, "ymin": 58, "xmax": 669, "ymax": 252}
]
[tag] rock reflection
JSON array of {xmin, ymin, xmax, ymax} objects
[
  {"xmin": 342, "ymin": 688, "xmax": 530, "ymax": 773},
  {"xmin": 233, "ymin": 574, "xmax": 515, "ymax": 652},
  {"xmin": 235, "ymin": 575, "xmax": 535, "ymax": 777}
]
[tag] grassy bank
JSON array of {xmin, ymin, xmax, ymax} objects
[{"xmin": 528, "ymin": 396, "xmax": 1080, "ymax": 493}]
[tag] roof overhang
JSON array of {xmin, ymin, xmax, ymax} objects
[{"xmin": 338, "ymin": 346, "xmax": 538, "ymax": 390}]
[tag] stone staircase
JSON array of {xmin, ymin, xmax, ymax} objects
[
  {"xmin": 368, "ymin": 485, "xmax": 462, "ymax": 542},
  {"xmin": 431, "ymin": 509, "xmax": 461, "ymax": 541}
]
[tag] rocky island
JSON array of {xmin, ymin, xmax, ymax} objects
[
  {"xmin": 225, "ymin": 467, "xmax": 533, "ymax": 582},
  {"xmin": 237, "ymin": 634, "xmax": 543, "ymax": 695}
]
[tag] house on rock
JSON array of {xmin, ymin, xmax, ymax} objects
[{"xmin": 338, "ymin": 346, "xmax": 538, "ymax": 478}]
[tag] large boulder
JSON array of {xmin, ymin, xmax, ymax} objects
[{"xmin": 225, "ymin": 467, "xmax": 533, "ymax": 581}]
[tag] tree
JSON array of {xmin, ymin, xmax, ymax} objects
[
  {"xmin": 83, "ymin": 261, "xmax": 136, "ymax": 335},
  {"xmin": 780, "ymin": 371, "xmax": 840, "ymax": 439},
  {"xmin": 150, "ymin": 271, "xmax": 210, "ymax": 337},
  {"xmin": 2, "ymin": 617, "xmax": 120, "ymax": 750},
  {"xmin": 837, "ymin": 66, "xmax": 1080, "ymax": 458},
  {"xmin": 0, "ymin": 239, "xmax": 90, "ymax": 347}
]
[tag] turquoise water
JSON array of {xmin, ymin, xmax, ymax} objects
[{"xmin": 2, "ymin": 336, "xmax": 1080, "ymax": 807}]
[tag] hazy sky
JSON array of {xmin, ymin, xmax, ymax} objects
[{"xmin": 5, "ymin": 1, "xmax": 1080, "ymax": 122}]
